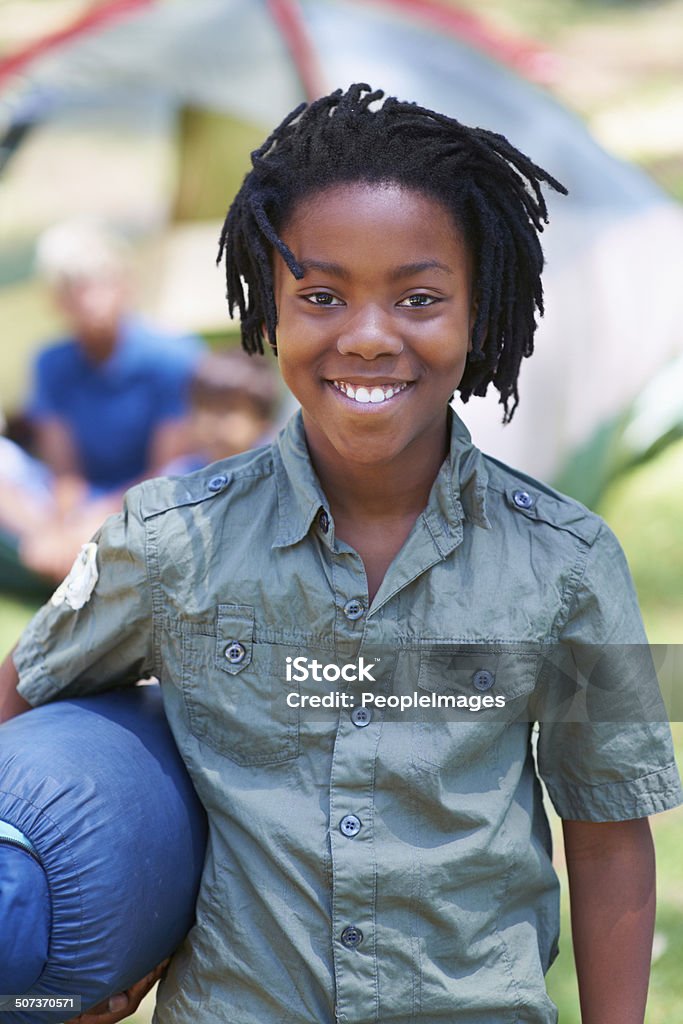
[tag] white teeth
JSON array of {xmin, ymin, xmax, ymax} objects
[{"xmin": 332, "ymin": 380, "xmax": 408, "ymax": 404}]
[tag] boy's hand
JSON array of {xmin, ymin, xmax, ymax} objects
[{"xmin": 65, "ymin": 958, "xmax": 171, "ymax": 1024}]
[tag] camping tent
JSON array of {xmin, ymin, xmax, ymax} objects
[{"xmin": 1, "ymin": 0, "xmax": 682, "ymax": 486}]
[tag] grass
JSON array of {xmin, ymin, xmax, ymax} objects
[
  {"xmin": 0, "ymin": 591, "xmax": 40, "ymax": 649},
  {"xmin": 598, "ymin": 439, "xmax": 683, "ymax": 644}
]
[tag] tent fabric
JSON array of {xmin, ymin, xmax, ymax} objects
[
  {"xmin": 0, "ymin": 0, "xmax": 664, "ymax": 211},
  {"xmin": 0, "ymin": 685, "xmax": 207, "ymax": 1022},
  {"xmin": 0, "ymin": 0, "xmax": 681, "ymax": 481}
]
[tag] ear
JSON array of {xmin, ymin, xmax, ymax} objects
[{"xmin": 260, "ymin": 321, "xmax": 277, "ymax": 355}]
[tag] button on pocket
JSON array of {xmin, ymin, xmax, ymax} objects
[
  {"xmin": 181, "ymin": 604, "xmax": 299, "ymax": 765},
  {"xmin": 413, "ymin": 647, "xmax": 538, "ymax": 771},
  {"xmin": 472, "ymin": 669, "xmax": 495, "ymax": 692},
  {"xmin": 223, "ymin": 641, "xmax": 246, "ymax": 665}
]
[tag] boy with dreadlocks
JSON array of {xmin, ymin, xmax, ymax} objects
[{"xmin": 1, "ymin": 85, "xmax": 680, "ymax": 1024}]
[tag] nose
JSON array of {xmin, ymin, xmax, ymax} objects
[{"xmin": 336, "ymin": 303, "xmax": 404, "ymax": 359}]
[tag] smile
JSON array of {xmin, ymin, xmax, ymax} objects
[{"xmin": 330, "ymin": 380, "xmax": 411, "ymax": 405}]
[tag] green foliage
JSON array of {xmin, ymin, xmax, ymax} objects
[
  {"xmin": 598, "ymin": 439, "xmax": 683, "ymax": 644},
  {"xmin": 173, "ymin": 109, "xmax": 271, "ymax": 223},
  {"xmin": 453, "ymin": 0, "xmax": 673, "ymax": 40},
  {"xmin": 0, "ymin": 593, "xmax": 38, "ymax": 657}
]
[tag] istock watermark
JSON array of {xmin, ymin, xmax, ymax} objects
[
  {"xmin": 284, "ymin": 655, "xmax": 507, "ymax": 714},
  {"xmin": 285, "ymin": 689, "xmax": 506, "ymax": 711},
  {"xmin": 285, "ymin": 656, "xmax": 377, "ymax": 683},
  {"xmin": 277, "ymin": 643, "xmax": 683, "ymax": 723}
]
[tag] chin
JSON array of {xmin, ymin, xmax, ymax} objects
[{"xmin": 331, "ymin": 436, "xmax": 404, "ymax": 466}]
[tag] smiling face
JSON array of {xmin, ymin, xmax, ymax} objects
[{"xmin": 273, "ymin": 182, "xmax": 476, "ymax": 480}]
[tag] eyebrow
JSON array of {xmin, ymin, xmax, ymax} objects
[
  {"xmin": 297, "ymin": 258, "xmax": 453, "ymax": 281},
  {"xmin": 390, "ymin": 260, "xmax": 453, "ymax": 279},
  {"xmin": 298, "ymin": 260, "xmax": 352, "ymax": 280}
]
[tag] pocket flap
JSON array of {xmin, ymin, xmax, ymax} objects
[
  {"xmin": 418, "ymin": 648, "xmax": 538, "ymax": 703},
  {"xmin": 215, "ymin": 604, "xmax": 255, "ymax": 675}
]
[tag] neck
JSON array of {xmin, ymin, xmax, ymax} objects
[
  {"xmin": 79, "ymin": 323, "xmax": 121, "ymax": 364},
  {"xmin": 304, "ymin": 416, "xmax": 450, "ymax": 524}
]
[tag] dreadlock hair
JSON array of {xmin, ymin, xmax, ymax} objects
[{"xmin": 217, "ymin": 83, "xmax": 567, "ymax": 422}]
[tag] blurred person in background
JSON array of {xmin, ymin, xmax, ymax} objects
[
  {"xmin": 161, "ymin": 348, "xmax": 280, "ymax": 476},
  {"xmin": 0, "ymin": 349, "xmax": 279, "ymax": 588},
  {"xmin": 0, "ymin": 405, "xmax": 68, "ymax": 597},
  {"xmin": 25, "ymin": 220, "xmax": 204, "ymax": 501},
  {"xmin": 0, "ymin": 407, "xmax": 54, "ymax": 538},
  {"xmin": 0, "ymin": 219, "xmax": 206, "ymax": 591}
]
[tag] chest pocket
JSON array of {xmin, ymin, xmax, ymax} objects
[
  {"xmin": 413, "ymin": 647, "xmax": 538, "ymax": 772},
  {"xmin": 180, "ymin": 604, "xmax": 299, "ymax": 766}
]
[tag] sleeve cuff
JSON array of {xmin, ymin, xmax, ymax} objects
[
  {"xmin": 545, "ymin": 763, "xmax": 683, "ymax": 821},
  {"xmin": 13, "ymin": 630, "xmax": 64, "ymax": 707}
]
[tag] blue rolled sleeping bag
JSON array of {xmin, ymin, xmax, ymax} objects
[{"xmin": 0, "ymin": 684, "xmax": 208, "ymax": 1022}]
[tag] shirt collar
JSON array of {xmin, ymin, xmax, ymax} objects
[{"xmin": 272, "ymin": 406, "xmax": 490, "ymax": 550}]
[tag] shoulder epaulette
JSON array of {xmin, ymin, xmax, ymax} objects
[
  {"xmin": 140, "ymin": 469, "xmax": 231, "ymax": 521},
  {"xmin": 483, "ymin": 455, "xmax": 602, "ymax": 545}
]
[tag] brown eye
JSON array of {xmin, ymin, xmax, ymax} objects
[
  {"xmin": 398, "ymin": 294, "xmax": 438, "ymax": 308},
  {"xmin": 305, "ymin": 292, "xmax": 343, "ymax": 306}
]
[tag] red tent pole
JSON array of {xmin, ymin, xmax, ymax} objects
[
  {"xmin": 266, "ymin": 0, "xmax": 327, "ymax": 101},
  {"xmin": 0, "ymin": 0, "xmax": 157, "ymax": 89},
  {"xmin": 349, "ymin": 0, "xmax": 553, "ymax": 81}
]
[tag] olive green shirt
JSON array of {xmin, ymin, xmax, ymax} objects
[{"xmin": 15, "ymin": 410, "xmax": 682, "ymax": 1024}]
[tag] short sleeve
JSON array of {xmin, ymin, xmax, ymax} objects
[
  {"xmin": 536, "ymin": 521, "xmax": 683, "ymax": 821},
  {"xmin": 13, "ymin": 486, "xmax": 155, "ymax": 706}
]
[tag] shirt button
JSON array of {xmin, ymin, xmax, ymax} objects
[
  {"xmin": 208, "ymin": 474, "xmax": 228, "ymax": 492},
  {"xmin": 224, "ymin": 641, "xmax": 246, "ymax": 664},
  {"xmin": 473, "ymin": 669, "xmax": 495, "ymax": 691},
  {"xmin": 343, "ymin": 598, "xmax": 365, "ymax": 621},
  {"xmin": 512, "ymin": 489, "xmax": 534, "ymax": 510},
  {"xmin": 339, "ymin": 814, "xmax": 362, "ymax": 837},
  {"xmin": 340, "ymin": 925, "xmax": 363, "ymax": 949},
  {"xmin": 351, "ymin": 706, "xmax": 373, "ymax": 728},
  {"xmin": 318, "ymin": 509, "xmax": 330, "ymax": 534}
]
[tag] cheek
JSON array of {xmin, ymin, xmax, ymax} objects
[
  {"xmin": 273, "ymin": 350, "xmax": 299, "ymax": 403},
  {"xmin": 421, "ymin": 319, "xmax": 470, "ymax": 370},
  {"xmin": 275, "ymin": 332, "xmax": 321, "ymax": 388}
]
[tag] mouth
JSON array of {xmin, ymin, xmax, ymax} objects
[{"xmin": 329, "ymin": 379, "xmax": 412, "ymax": 406}]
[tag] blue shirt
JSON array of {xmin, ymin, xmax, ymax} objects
[{"xmin": 27, "ymin": 318, "xmax": 203, "ymax": 490}]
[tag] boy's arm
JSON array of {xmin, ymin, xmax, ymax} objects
[
  {"xmin": 0, "ymin": 650, "xmax": 31, "ymax": 722},
  {"xmin": 563, "ymin": 817, "xmax": 655, "ymax": 1024},
  {"xmin": 33, "ymin": 417, "xmax": 83, "ymax": 478}
]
